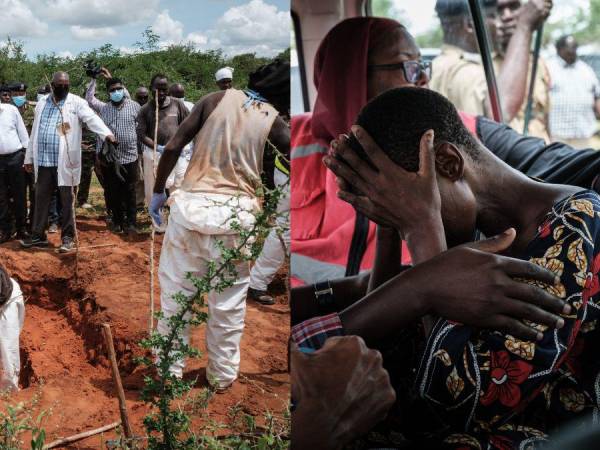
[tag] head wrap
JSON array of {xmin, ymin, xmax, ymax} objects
[
  {"xmin": 215, "ymin": 67, "xmax": 234, "ymax": 81},
  {"xmin": 0, "ymin": 264, "xmax": 13, "ymax": 307},
  {"xmin": 248, "ymin": 59, "xmax": 290, "ymax": 111},
  {"xmin": 311, "ymin": 17, "xmax": 403, "ymax": 144}
]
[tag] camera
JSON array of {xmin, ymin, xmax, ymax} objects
[{"xmin": 84, "ymin": 59, "xmax": 102, "ymax": 78}]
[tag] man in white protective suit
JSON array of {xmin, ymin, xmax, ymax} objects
[
  {"xmin": 246, "ymin": 158, "xmax": 289, "ymax": 306},
  {"xmin": 0, "ymin": 264, "xmax": 25, "ymax": 392},
  {"xmin": 149, "ymin": 60, "xmax": 290, "ymax": 391}
]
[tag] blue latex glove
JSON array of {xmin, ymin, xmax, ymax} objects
[
  {"xmin": 149, "ymin": 192, "xmax": 167, "ymax": 226},
  {"xmin": 156, "ymin": 144, "xmax": 165, "ymax": 155}
]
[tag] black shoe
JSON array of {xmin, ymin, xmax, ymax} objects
[
  {"xmin": 125, "ymin": 224, "xmax": 138, "ymax": 236},
  {"xmin": 59, "ymin": 238, "xmax": 75, "ymax": 253},
  {"xmin": 0, "ymin": 232, "xmax": 10, "ymax": 244},
  {"xmin": 247, "ymin": 288, "xmax": 275, "ymax": 305},
  {"xmin": 109, "ymin": 222, "xmax": 124, "ymax": 234},
  {"xmin": 16, "ymin": 229, "xmax": 30, "ymax": 240},
  {"xmin": 20, "ymin": 236, "xmax": 49, "ymax": 248}
]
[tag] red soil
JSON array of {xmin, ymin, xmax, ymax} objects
[{"xmin": 0, "ymin": 216, "xmax": 290, "ymax": 448}]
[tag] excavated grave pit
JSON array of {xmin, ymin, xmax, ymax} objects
[{"xmin": 0, "ymin": 217, "xmax": 290, "ymax": 447}]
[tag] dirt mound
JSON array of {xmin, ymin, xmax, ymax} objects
[{"xmin": 0, "ymin": 216, "xmax": 290, "ymax": 448}]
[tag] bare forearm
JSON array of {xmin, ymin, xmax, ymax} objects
[
  {"xmin": 154, "ymin": 150, "xmax": 179, "ymax": 193},
  {"xmin": 340, "ymin": 268, "xmax": 429, "ymax": 347},
  {"xmin": 142, "ymin": 136, "xmax": 154, "ymax": 149},
  {"xmin": 367, "ymin": 226, "xmax": 403, "ymax": 293},
  {"xmin": 403, "ymin": 219, "xmax": 447, "ymax": 336},
  {"xmin": 498, "ymin": 24, "xmax": 534, "ymax": 121}
]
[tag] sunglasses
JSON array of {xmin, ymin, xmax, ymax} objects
[{"xmin": 367, "ymin": 60, "xmax": 432, "ymax": 84}]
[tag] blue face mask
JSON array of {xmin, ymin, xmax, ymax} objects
[
  {"xmin": 110, "ymin": 89, "xmax": 124, "ymax": 103},
  {"xmin": 12, "ymin": 96, "xmax": 26, "ymax": 107}
]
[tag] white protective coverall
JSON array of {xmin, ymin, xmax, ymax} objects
[
  {"xmin": 0, "ymin": 279, "xmax": 25, "ymax": 391},
  {"xmin": 156, "ymin": 89, "xmax": 277, "ymax": 388},
  {"xmin": 249, "ymin": 167, "xmax": 290, "ymax": 291}
]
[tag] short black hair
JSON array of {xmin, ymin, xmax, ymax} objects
[
  {"xmin": 248, "ymin": 59, "xmax": 290, "ymax": 112},
  {"xmin": 353, "ymin": 87, "xmax": 480, "ymax": 172},
  {"xmin": 556, "ymin": 35, "xmax": 576, "ymax": 50},
  {"xmin": 436, "ymin": 0, "xmax": 497, "ymax": 19},
  {"xmin": 106, "ymin": 77, "xmax": 123, "ymax": 90},
  {"xmin": 150, "ymin": 73, "xmax": 167, "ymax": 88}
]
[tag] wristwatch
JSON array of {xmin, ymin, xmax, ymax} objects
[{"xmin": 314, "ymin": 280, "xmax": 335, "ymax": 314}]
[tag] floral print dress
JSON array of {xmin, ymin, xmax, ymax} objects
[{"xmin": 417, "ymin": 190, "xmax": 600, "ymax": 449}]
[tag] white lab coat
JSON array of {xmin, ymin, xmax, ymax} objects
[
  {"xmin": 0, "ymin": 279, "xmax": 25, "ymax": 392},
  {"xmin": 25, "ymin": 93, "xmax": 112, "ymax": 186}
]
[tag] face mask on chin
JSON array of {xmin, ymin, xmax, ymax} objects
[{"xmin": 52, "ymin": 85, "xmax": 69, "ymax": 100}]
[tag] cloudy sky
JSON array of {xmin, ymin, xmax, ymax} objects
[{"xmin": 2, "ymin": 0, "xmax": 289, "ymax": 58}]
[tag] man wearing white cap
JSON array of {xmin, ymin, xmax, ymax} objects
[{"xmin": 215, "ymin": 67, "xmax": 234, "ymax": 90}]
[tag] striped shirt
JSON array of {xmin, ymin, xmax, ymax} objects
[
  {"xmin": 291, "ymin": 313, "xmax": 344, "ymax": 350},
  {"xmin": 86, "ymin": 80, "xmax": 140, "ymax": 164},
  {"xmin": 37, "ymin": 98, "xmax": 65, "ymax": 167}
]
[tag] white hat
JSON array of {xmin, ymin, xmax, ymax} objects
[{"xmin": 215, "ymin": 67, "xmax": 234, "ymax": 81}]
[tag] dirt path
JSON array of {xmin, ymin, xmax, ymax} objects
[{"xmin": 0, "ymin": 216, "xmax": 289, "ymax": 448}]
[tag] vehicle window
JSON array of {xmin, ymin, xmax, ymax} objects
[
  {"xmin": 370, "ymin": 0, "xmax": 600, "ymax": 146},
  {"xmin": 368, "ymin": 0, "xmax": 500, "ymax": 121}
]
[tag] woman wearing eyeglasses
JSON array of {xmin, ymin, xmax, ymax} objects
[{"xmin": 291, "ymin": 17, "xmax": 431, "ymax": 288}]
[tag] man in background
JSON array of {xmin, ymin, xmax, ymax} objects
[
  {"xmin": 136, "ymin": 74, "xmax": 189, "ymax": 210},
  {"xmin": 8, "ymin": 82, "xmax": 36, "ymax": 233},
  {"xmin": 0, "ymin": 92, "xmax": 29, "ymax": 242},
  {"xmin": 86, "ymin": 68, "xmax": 141, "ymax": 234},
  {"xmin": 431, "ymin": 0, "xmax": 550, "ymax": 123},
  {"xmin": 215, "ymin": 67, "xmax": 234, "ymax": 90},
  {"xmin": 134, "ymin": 86, "xmax": 150, "ymax": 208},
  {"xmin": 135, "ymin": 87, "xmax": 149, "ymax": 106},
  {"xmin": 495, "ymin": 0, "xmax": 552, "ymax": 141},
  {"xmin": 21, "ymin": 71, "xmax": 116, "ymax": 252},
  {"xmin": 168, "ymin": 83, "xmax": 194, "ymax": 112},
  {"xmin": 0, "ymin": 86, "xmax": 11, "ymax": 104},
  {"xmin": 548, "ymin": 35, "xmax": 600, "ymax": 148}
]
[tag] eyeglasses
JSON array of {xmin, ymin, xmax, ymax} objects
[{"xmin": 367, "ymin": 60, "xmax": 432, "ymax": 84}]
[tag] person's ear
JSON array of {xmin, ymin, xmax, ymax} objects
[{"xmin": 434, "ymin": 142, "xmax": 464, "ymax": 182}]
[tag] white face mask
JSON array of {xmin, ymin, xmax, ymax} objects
[{"xmin": 37, "ymin": 94, "xmax": 45, "ymax": 102}]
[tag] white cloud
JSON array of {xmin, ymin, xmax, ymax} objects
[
  {"xmin": 1, "ymin": 0, "xmax": 48, "ymax": 37},
  {"xmin": 213, "ymin": 0, "xmax": 289, "ymax": 49},
  {"xmin": 118, "ymin": 46, "xmax": 140, "ymax": 55},
  {"xmin": 31, "ymin": 0, "xmax": 159, "ymax": 27},
  {"xmin": 155, "ymin": 0, "xmax": 289, "ymax": 57},
  {"xmin": 153, "ymin": 9, "xmax": 184, "ymax": 45},
  {"xmin": 58, "ymin": 50, "xmax": 73, "ymax": 59},
  {"xmin": 71, "ymin": 26, "xmax": 117, "ymax": 41}
]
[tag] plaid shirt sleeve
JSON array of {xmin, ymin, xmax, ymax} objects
[{"xmin": 291, "ymin": 313, "xmax": 344, "ymax": 351}]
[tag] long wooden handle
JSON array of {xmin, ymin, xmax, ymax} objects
[
  {"xmin": 102, "ymin": 323, "xmax": 133, "ymax": 439},
  {"xmin": 43, "ymin": 421, "xmax": 120, "ymax": 449}
]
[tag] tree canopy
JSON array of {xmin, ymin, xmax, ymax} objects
[{"xmin": 0, "ymin": 27, "xmax": 290, "ymax": 103}]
